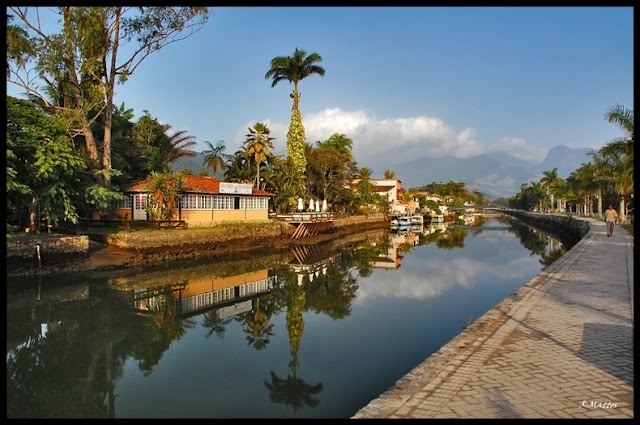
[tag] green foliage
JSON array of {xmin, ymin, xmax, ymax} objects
[
  {"xmin": 84, "ymin": 184, "xmax": 126, "ymax": 216},
  {"xmin": 6, "ymin": 96, "xmax": 88, "ymax": 227},
  {"xmin": 244, "ymin": 123, "xmax": 275, "ymax": 187},
  {"xmin": 423, "ymin": 200, "xmax": 442, "ymax": 215},
  {"xmin": 145, "ymin": 171, "xmax": 185, "ymax": 221},
  {"xmin": 286, "ymin": 109, "xmax": 307, "ymax": 179}
]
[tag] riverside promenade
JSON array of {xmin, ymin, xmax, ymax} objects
[{"xmin": 353, "ymin": 217, "xmax": 634, "ymax": 419}]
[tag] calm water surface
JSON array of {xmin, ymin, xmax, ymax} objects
[{"xmin": 6, "ymin": 216, "xmax": 566, "ymax": 418}]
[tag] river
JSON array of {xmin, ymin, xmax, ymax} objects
[{"xmin": 6, "ymin": 215, "xmax": 566, "ymax": 418}]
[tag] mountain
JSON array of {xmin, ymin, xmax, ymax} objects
[
  {"xmin": 385, "ymin": 145, "xmax": 592, "ymax": 199},
  {"xmin": 537, "ymin": 145, "xmax": 592, "ymax": 179},
  {"xmin": 169, "ymin": 145, "xmax": 592, "ymax": 200},
  {"xmin": 170, "ymin": 153, "xmax": 225, "ymax": 178}
]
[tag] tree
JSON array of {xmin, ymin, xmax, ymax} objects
[
  {"xmin": 265, "ymin": 47, "xmax": 325, "ymax": 112},
  {"xmin": 383, "ymin": 169, "xmax": 396, "ymax": 179},
  {"xmin": 317, "ymin": 133, "xmax": 353, "ymax": 160},
  {"xmin": 7, "ymin": 96, "xmax": 87, "ymax": 230},
  {"xmin": 224, "ymin": 149, "xmax": 254, "ymax": 184},
  {"xmin": 145, "ymin": 171, "xmax": 184, "ymax": 221},
  {"xmin": 7, "ymin": 7, "xmax": 211, "ymax": 189},
  {"xmin": 286, "ymin": 109, "xmax": 307, "ymax": 181},
  {"xmin": 540, "ymin": 168, "xmax": 559, "ymax": 212},
  {"xmin": 265, "ymin": 48, "xmax": 325, "ymax": 184},
  {"xmin": 244, "ymin": 122, "xmax": 275, "ymax": 188},
  {"xmin": 601, "ymin": 104, "xmax": 634, "ymax": 221},
  {"xmin": 160, "ymin": 126, "xmax": 197, "ymax": 171},
  {"xmin": 201, "ymin": 139, "xmax": 229, "ymax": 177}
]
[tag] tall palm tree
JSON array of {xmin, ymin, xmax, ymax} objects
[
  {"xmin": 540, "ymin": 168, "xmax": 559, "ymax": 212},
  {"xmin": 601, "ymin": 104, "xmax": 634, "ymax": 221},
  {"xmin": 265, "ymin": 47, "xmax": 325, "ymax": 112},
  {"xmin": 265, "ymin": 48, "xmax": 325, "ymax": 183},
  {"xmin": 244, "ymin": 122, "xmax": 275, "ymax": 188},
  {"xmin": 201, "ymin": 139, "xmax": 228, "ymax": 177}
]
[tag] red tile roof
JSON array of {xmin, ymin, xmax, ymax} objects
[{"xmin": 125, "ymin": 175, "xmax": 274, "ymax": 197}]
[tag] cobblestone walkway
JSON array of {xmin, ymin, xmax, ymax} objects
[{"xmin": 352, "ymin": 218, "xmax": 634, "ymax": 419}]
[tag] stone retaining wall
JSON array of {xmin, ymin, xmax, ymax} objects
[
  {"xmin": 500, "ymin": 210, "xmax": 590, "ymax": 249},
  {"xmin": 7, "ymin": 235, "xmax": 89, "ymax": 258}
]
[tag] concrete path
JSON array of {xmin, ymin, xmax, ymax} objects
[{"xmin": 352, "ymin": 218, "xmax": 634, "ymax": 419}]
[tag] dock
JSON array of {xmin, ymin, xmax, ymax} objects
[{"xmin": 275, "ymin": 212, "xmax": 337, "ymax": 239}]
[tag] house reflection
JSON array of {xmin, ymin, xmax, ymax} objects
[{"xmin": 116, "ymin": 269, "xmax": 277, "ymax": 318}]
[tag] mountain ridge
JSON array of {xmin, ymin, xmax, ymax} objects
[{"xmin": 170, "ymin": 145, "xmax": 592, "ymax": 200}]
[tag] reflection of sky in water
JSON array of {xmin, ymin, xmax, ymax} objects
[
  {"xmin": 356, "ymin": 227, "xmax": 541, "ymax": 303},
  {"xmin": 7, "ymin": 218, "xmax": 560, "ymax": 419}
]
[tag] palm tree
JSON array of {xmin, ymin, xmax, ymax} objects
[
  {"xmin": 244, "ymin": 123, "xmax": 275, "ymax": 188},
  {"xmin": 317, "ymin": 133, "xmax": 353, "ymax": 160},
  {"xmin": 162, "ymin": 127, "xmax": 198, "ymax": 171},
  {"xmin": 224, "ymin": 149, "xmax": 254, "ymax": 184},
  {"xmin": 540, "ymin": 168, "xmax": 559, "ymax": 212},
  {"xmin": 601, "ymin": 104, "xmax": 634, "ymax": 221},
  {"xmin": 265, "ymin": 47, "xmax": 325, "ymax": 113},
  {"xmin": 201, "ymin": 139, "xmax": 228, "ymax": 177},
  {"xmin": 265, "ymin": 48, "xmax": 325, "ymax": 182},
  {"xmin": 384, "ymin": 169, "xmax": 396, "ymax": 179}
]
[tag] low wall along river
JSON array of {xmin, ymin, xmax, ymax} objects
[{"xmin": 6, "ymin": 211, "xmax": 589, "ymax": 278}]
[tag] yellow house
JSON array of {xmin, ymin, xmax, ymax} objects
[{"xmin": 115, "ymin": 175, "xmax": 274, "ymax": 227}]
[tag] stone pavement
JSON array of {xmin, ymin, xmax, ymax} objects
[{"xmin": 352, "ymin": 218, "xmax": 634, "ymax": 419}]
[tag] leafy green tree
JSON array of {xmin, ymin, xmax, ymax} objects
[
  {"xmin": 306, "ymin": 146, "xmax": 352, "ymax": 203},
  {"xmin": 244, "ymin": 122, "xmax": 275, "ymax": 188},
  {"xmin": 7, "ymin": 6, "xmax": 211, "ymax": 188},
  {"xmin": 7, "ymin": 96, "xmax": 87, "ymax": 231},
  {"xmin": 383, "ymin": 169, "xmax": 396, "ymax": 179}
]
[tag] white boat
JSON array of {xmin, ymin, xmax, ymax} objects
[
  {"xmin": 410, "ymin": 215, "xmax": 424, "ymax": 225},
  {"xmin": 397, "ymin": 216, "xmax": 412, "ymax": 227}
]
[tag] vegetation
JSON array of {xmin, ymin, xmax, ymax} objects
[
  {"xmin": 265, "ymin": 48, "xmax": 326, "ymax": 187},
  {"xmin": 7, "ymin": 7, "xmax": 210, "ymax": 191},
  {"xmin": 5, "ymin": 8, "xmax": 632, "ymax": 233},
  {"xmin": 508, "ymin": 104, "xmax": 633, "ymax": 222}
]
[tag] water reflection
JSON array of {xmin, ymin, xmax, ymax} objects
[{"xmin": 7, "ymin": 216, "xmax": 567, "ymax": 418}]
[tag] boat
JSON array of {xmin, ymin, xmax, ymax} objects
[
  {"xmin": 397, "ymin": 216, "xmax": 412, "ymax": 227},
  {"xmin": 410, "ymin": 215, "xmax": 424, "ymax": 225}
]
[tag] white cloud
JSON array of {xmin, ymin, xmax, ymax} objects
[
  {"xmin": 235, "ymin": 107, "xmax": 548, "ymax": 168},
  {"xmin": 355, "ymin": 255, "xmax": 536, "ymax": 303}
]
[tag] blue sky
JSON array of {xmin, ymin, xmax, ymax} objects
[{"xmin": 7, "ymin": 6, "xmax": 634, "ymax": 177}]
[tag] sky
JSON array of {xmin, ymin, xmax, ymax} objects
[{"xmin": 7, "ymin": 6, "xmax": 634, "ymax": 178}]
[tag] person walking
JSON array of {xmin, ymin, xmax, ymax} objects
[{"xmin": 604, "ymin": 204, "xmax": 619, "ymax": 237}]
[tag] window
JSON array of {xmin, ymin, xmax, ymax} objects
[{"xmin": 116, "ymin": 197, "xmax": 132, "ymax": 209}]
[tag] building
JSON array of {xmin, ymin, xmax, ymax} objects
[
  {"xmin": 349, "ymin": 178, "xmax": 406, "ymax": 213},
  {"xmin": 115, "ymin": 175, "xmax": 274, "ymax": 227}
]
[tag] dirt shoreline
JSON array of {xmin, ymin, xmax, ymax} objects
[{"xmin": 7, "ymin": 219, "xmax": 390, "ymax": 278}]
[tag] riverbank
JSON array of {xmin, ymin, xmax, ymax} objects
[
  {"xmin": 7, "ymin": 215, "xmax": 389, "ymax": 278},
  {"xmin": 353, "ymin": 216, "xmax": 634, "ymax": 418}
]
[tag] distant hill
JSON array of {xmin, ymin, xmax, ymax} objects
[
  {"xmin": 170, "ymin": 153, "xmax": 225, "ymax": 179},
  {"xmin": 169, "ymin": 145, "xmax": 592, "ymax": 199},
  {"xmin": 382, "ymin": 145, "xmax": 592, "ymax": 199}
]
